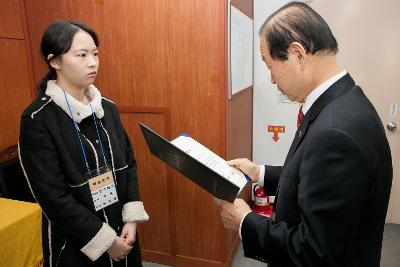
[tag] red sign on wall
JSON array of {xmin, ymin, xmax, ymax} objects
[{"xmin": 267, "ymin": 125, "xmax": 286, "ymax": 142}]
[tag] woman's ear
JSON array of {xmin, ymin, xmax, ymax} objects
[
  {"xmin": 47, "ymin": 54, "xmax": 60, "ymax": 70},
  {"xmin": 288, "ymin": 42, "xmax": 307, "ymax": 70}
]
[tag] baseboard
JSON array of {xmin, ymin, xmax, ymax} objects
[{"xmin": 142, "ymin": 235, "xmax": 241, "ymax": 267}]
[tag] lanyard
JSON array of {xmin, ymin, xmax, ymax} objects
[{"xmin": 63, "ymin": 90, "xmax": 108, "ymax": 173}]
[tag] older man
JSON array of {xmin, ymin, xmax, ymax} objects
[{"xmin": 215, "ymin": 2, "xmax": 392, "ymax": 267}]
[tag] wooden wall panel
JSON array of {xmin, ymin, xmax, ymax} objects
[
  {"xmin": 119, "ymin": 109, "xmax": 174, "ymax": 259},
  {"xmin": 227, "ymin": 87, "xmax": 253, "ymax": 161},
  {"xmin": 167, "ymin": 0, "xmax": 229, "ymax": 262},
  {"xmin": 226, "ymin": 0, "xmax": 254, "ymax": 260},
  {"xmin": 225, "ymin": 86, "xmax": 253, "ymax": 264},
  {"xmin": 227, "ymin": 0, "xmax": 253, "ymax": 160},
  {"xmin": 0, "ymin": 39, "xmax": 32, "ymax": 151},
  {"xmin": 0, "ymin": 0, "xmax": 24, "ymax": 39},
  {"xmin": 23, "ymin": 0, "xmax": 171, "ymax": 107},
  {"xmin": 93, "ymin": 1, "xmax": 170, "ymax": 107}
]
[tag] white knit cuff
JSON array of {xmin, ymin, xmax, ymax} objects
[
  {"xmin": 258, "ymin": 165, "xmax": 265, "ymax": 187},
  {"xmin": 122, "ymin": 201, "xmax": 149, "ymax": 223},
  {"xmin": 81, "ymin": 223, "xmax": 117, "ymax": 261}
]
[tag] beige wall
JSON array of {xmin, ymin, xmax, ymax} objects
[{"xmin": 310, "ymin": 0, "xmax": 400, "ymax": 224}]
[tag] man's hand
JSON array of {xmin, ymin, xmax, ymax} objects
[
  {"xmin": 214, "ymin": 198, "xmax": 251, "ymax": 231},
  {"xmin": 120, "ymin": 221, "xmax": 137, "ymax": 246},
  {"xmin": 227, "ymin": 158, "xmax": 260, "ymax": 183},
  {"xmin": 106, "ymin": 236, "xmax": 133, "ymax": 262}
]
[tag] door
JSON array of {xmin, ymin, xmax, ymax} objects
[{"xmin": 309, "ymin": 0, "xmax": 400, "ymax": 223}]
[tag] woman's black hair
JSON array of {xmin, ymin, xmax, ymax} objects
[
  {"xmin": 259, "ymin": 1, "xmax": 338, "ymax": 61},
  {"xmin": 37, "ymin": 20, "xmax": 99, "ymax": 93}
]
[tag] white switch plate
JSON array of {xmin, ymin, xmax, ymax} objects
[{"xmin": 390, "ymin": 103, "xmax": 397, "ymax": 118}]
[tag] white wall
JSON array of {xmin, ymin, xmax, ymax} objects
[{"xmin": 253, "ymin": 0, "xmax": 297, "ymax": 165}]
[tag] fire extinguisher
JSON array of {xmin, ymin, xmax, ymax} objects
[{"xmin": 252, "ymin": 185, "xmax": 273, "ymax": 217}]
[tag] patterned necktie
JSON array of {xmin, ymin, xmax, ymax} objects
[{"xmin": 297, "ymin": 106, "xmax": 304, "ymax": 128}]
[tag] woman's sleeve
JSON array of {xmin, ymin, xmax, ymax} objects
[
  {"xmin": 19, "ymin": 116, "xmax": 116, "ymax": 261},
  {"xmin": 117, "ymin": 116, "xmax": 149, "ymax": 223}
]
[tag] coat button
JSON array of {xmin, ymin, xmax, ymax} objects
[
  {"xmin": 41, "ymin": 97, "xmax": 46, "ymax": 100},
  {"xmin": 77, "ymin": 112, "xmax": 80, "ymax": 116}
]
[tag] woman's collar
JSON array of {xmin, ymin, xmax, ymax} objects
[{"xmin": 45, "ymin": 80, "xmax": 104, "ymax": 123}]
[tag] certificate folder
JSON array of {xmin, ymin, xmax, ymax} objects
[{"xmin": 139, "ymin": 123, "xmax": 248, "ymax": 202}]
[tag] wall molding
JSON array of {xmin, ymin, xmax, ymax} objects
[{"xmin": 117, "ymin": 105, "xmax": 177, "ymax": 258}]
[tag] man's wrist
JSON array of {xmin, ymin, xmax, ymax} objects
[{"xmin": 251, "ymin": 164, "xmax": 261, "ymax": 182}]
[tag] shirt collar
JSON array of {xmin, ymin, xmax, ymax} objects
[
  {"xmin": 302, "ymin": 70, "xmax": 347, "ymax": 115},
  {"xmin": 45, "ymin": 80, "xmax": 104, "ymax": 123}
]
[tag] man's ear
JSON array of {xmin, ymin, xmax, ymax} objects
[
  {"xmin": 288, "ymin": 42, "xmax": 307, "ymax": 69},
  {"xmin": 47, "ymin": 54, "xmax": 60, "ymax": 70}
]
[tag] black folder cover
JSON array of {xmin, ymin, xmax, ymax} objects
[{"xmin": 139, "ymin": 123, "xmax": 245, "ymax": 202}]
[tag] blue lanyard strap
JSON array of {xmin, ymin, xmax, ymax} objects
[
  {"xmin": 63, "ymin": 90, "xmax": 108, "ymax": 173},
  {"xmin": 63, "ymin": 90, "xmax": 91, "ymax": 172},
  {"xmin": 89, "ymin": 102, "xmax": 108, "ymax": 166}
]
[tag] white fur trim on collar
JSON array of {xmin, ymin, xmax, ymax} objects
[{"xmin": 45, "ymin": 80, "xmax": 104, "ymax": 123}]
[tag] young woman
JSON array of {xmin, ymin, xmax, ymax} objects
[{"xmin": 18, "ymin": 20, "xmax": 149, "ymax": 267}]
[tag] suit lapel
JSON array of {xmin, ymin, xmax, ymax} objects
[
  {"xmin": 283, "ymin": 113, "xmax": 309, "ymax": 167},
  {"xmin": 273, "ymin": 74, "xmax": 356, "ymax": 216},
  {"xmin": 283, "ymin": 73, "xmax": 356, "ymax": 167}
]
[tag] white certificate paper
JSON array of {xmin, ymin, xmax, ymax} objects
[{"xmin": 171, "ymin": 135, "xmax": 248, "ymax": 191}]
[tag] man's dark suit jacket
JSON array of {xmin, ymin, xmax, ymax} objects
[{"xmin": 241, "ymin": 74, "xmax": 392, "ymax": 267}]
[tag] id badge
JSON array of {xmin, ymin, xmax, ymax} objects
[{"xmin": 88, "ymin": 166, "xmax": 119, "ymax": 211}]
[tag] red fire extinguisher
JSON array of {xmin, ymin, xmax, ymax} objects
[{"xmin": 252, "ymin": 185, "xmax": 273, "ymax": 217}]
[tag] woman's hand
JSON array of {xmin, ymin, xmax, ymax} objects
[
  {"xmin": 120, "ymin": 221, "xmax": 137, "ymax": 246},
  {"xmin": 106, "ymin": 236, "xmax": 133, "ymax": 262}
]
